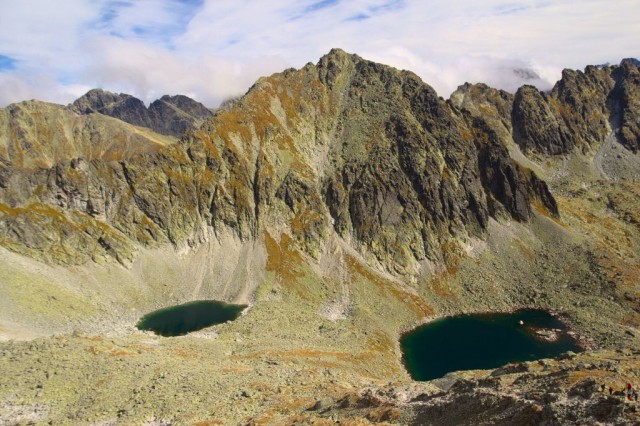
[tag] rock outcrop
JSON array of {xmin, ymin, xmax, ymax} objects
[
  {"xmin": 71, "ymin": 89, "xmax": 213, "ymax": 137},
  {"xmin": 297, "ymin": 349, "xmax": 640, "ymax": 425},
  {"xmin": 610, "ymin": 59, "xmax": 640, "ymax": 152},
  {"xmin": 511, "ymin": 85, "xmax": 579, "ymax": 155}
]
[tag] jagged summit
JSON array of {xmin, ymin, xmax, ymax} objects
[
  {"xmin": 71, "ymin": 88, "xmax": 213, "ymax": 137},
  {"xmin": 621, "ymin": 57, "xmax": 640, "ymax": 67},
  {"xmin": 452, "ymin": 58, "xmax": 640, "ymax": 156}
]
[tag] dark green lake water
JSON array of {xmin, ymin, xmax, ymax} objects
[
  {"xmin": 400, "ymin": 309, "xmax": 582, "ymax": 381},
  {"xmin": 136, "ymin": 300, "xmax": 247, "ymax": 337}
]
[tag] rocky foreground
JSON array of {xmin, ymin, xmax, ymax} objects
[
  {"xmin": 1, "ymin": 334, "xmax": 638, "ymax": 424},
  {"xmin": 0, "ymin": 50, "xmax": 639, "ymax": 424}
]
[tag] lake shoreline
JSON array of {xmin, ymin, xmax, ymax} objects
[{"xmin": 397, "ymin": 307, "xmax": 588, "ymax": 381}]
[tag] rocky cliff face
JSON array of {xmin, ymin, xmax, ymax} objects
[
  {"xmin": 455, "ymin": 60, "xmax": 639, "ymax": 157},
  {"xmin": 0, "ymin": 49, "xmax": 558, "ymax": 273},
  {"xmin": 611, "ymin": 59, "xmax": 640, "ymax": 152},
  {"xmin": 71, "ymin": 89, "xmax": 213, "ymax": 137}
]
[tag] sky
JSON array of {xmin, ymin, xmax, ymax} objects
[{"xmin": 0, "ymin": 0, "xmax": 638, "ymax": 108}]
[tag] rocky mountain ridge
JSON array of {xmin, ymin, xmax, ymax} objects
[
  {"xmin": 0, "ymin": 49, "xmax": 563, "ymax": 273},
  {"xmin": 454, "ymin": 58, "xmax": 640, "ymax": 157},
  {"xmin": 1, "ymin": 52, "xmax": 638, "ymax": 271},
  {"xmin": 71, "ymin": 89, "xmax": 214, "ymax": 137}
]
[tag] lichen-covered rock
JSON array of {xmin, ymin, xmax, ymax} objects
[
  {"xmin": 550, "ymin": 66, "xmax": 613, "ymax": 148},
  {"xmin": 610, "ymin": 60, "xmax": 640, "ymax": 152},
  {"xmin": 299, "ymin": 350, "xmax": 640, "ymax": 426},
  {"xmin": 509, "ymin": 59, "xmax": 639, "ymax": 156},
  {"xmin": 512, "ymin": 85, "xmax": 577, "ymax": 155},
  {"xmin": 148, "ymin": 95, "xmax": 214, "ymax": 137},
  {"xmin": 450, "ymin": 82, "xmax": 514, "ymax": 142}
]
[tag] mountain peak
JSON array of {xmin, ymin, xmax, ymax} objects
[
  {"xmin": 70, "ymin": 89, "xmax": 213, "ymax": 137},
  {"xmin": 70, "ymin": 88, "xmax": 135, "ymax": 114},
  {"xmin": 621, "ymin": 57, "xmax": 640, "ymax": 67}
]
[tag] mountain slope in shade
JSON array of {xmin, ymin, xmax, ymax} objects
[{"xmin": 71, "ymin": 89, "xmax": 214, "ymax": 137}]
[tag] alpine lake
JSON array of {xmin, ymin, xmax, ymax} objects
[
  {"xmin": 136, "ymin": 300, "xmax": 247, "ymax": 337},
  {"xmin": 400, "ymin": 309, "xmax": 583, "ymax": 381}
]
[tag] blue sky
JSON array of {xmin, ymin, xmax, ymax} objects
[
  {"xmin": 0, "ymin": 54, "xmax": 15, "ymax": 71},
  {"xmin": 0, "ymin": 0, "xmax": 638, "ymax": 107}
]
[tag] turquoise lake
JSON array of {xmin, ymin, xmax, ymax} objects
[
  {"xmin": 400, "ymin": 309, "xmax": 582, "ymax": 381},
  {"xmin": 136, "ymin": 300, "xmax": 247, "ymax": 337}
]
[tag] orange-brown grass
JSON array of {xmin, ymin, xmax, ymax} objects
[
  {"xmin": 277, "ymin": 397, "xmax": 318, "ymax": 412},
  {"xmin": 430, "ymin": 274, "xmax": 457, "ymax": 300},
  {"xmin": 220, "ymin": 366, "xmax": 253, "ymax": 373},
  {"xmin": 172, "ymin": 348, "xmax": 202, "ymax": 360},
  {"xmin": 366, "ymin": 407, "xmax": 401, "ymax": 423},
  {"xmin": 345, "ymin": 255, "xmax": 433, "ymax": 317},
  {"xmin": 558, "ymin": 193, "xmax": 640, "ymax": 323},
  {"xmin": 557, "ymin": 196, "xmax": 634, "ymax": 256},
  {"xmin": 87, "ymin": 345, "xmax": 141, "ymax": 357},
  {"xmin": 345, "ymin": 418, "xmax": 389, "ymax": 426},
  {"xmin": 264, "ymin": 231, "xmax": 309, "ymax": 298},
  {"xmin": 291, "ymin": 208, "xmax": 323, "ymax": 235},
  {"xmin": 231, "ymin": 349, "xmax": 390, "ymax": 375},
  {"xmin": 232, "ymin": 349, "xmax": 353, "ymax": 363},
  {"xmin": 110, "ymin": 350, "xmax": 135, "ymax": 357},
  {"xmin": 192, "ymin": 420, "xmax": 225, "ymax": 426},
  {"xmin": 622, "ymin": 312, "xmax": 640, "ymax": 327},
  {"xmin": 364, "ymin": 330, "xmax": 396, "ymax": 356},
  {"xmin": 440, "ymin": 240, "xmax": 463, "ymax": 271},
  {"xmin": 249, "ymin": 395, "xmax": 323, "ymax": 425},
  {"xmin": 566, "ymin": 369, "xmax": 613, "ymax": 387},
  {"xmin": 515, "ymin": 239, "xmax": 536, "ymax": 261},
  {"xmin": 532, "ymin": 198, "xmax": 564, "ymax": 224},
  {"xmin": 0, "ymin": 202, "xmax": 70, "ymax": 224}
]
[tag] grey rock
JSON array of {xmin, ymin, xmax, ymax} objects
[{"xmin": 71, "ymin": 89, "xmax": 213, "ymax": 137}]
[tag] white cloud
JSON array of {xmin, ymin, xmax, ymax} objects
[
  {"xmin": 0, "ymin": 0, "xmax": 638, "ymax": 107},
  {"xmin": 81, "ymin": 35, "xmax": 288, "ymax": 106},
  {"xmin": 0, "ymin": 72, "xmax": 91, "ymax": 107},
  {"xmin": 0, "ymin": 0, "xmax": 101, "ymax": 73}
]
